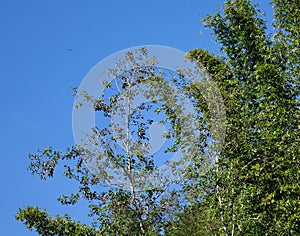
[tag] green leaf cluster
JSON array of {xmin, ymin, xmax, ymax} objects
[{"xmin": 167, "ymin": 0, "xmax": 300, "ymax": 235}]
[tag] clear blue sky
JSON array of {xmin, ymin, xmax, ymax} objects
[{"xmin": 0, "ymin": 1, "xmax": 273, "ymax": 235}]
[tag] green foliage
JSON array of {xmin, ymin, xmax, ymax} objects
[
  {"xmin": 17, "ymin": 49, "xmax": 188, "ymax": 236},
  {"xmin": 165, "ymin": 202, "xmax": 219, "ymax": 236},
  {"xmin": 16, "ymin": 207, "xmax": 98, "ymax": 236},
  {"xmin": 16, "ymin": 1, "xmax": 300, "ymax": 235},
  {"xmin": 171, "ymin": 0, "xmax": 300, "ymax": 235}
]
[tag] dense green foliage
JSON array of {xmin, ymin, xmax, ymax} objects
[
  {"xmin": 167, "ymin": 0, "xmax": 300, "ymax": 235},
  {"xmin": 17, "ymin": 0, "xmax": 299, "ymax": 235},
  {"xmin": 16, "ymin": 206, "xmax": 97, "ymax": 236}
]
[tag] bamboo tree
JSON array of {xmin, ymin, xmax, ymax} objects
[{"xmin": 167, "ymin": 0, "xmax": 300, "ymax": 235}]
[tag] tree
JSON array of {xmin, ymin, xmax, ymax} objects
[
  {"xmin": 167, "ymin": 0, "xmax": 299, "ymax": 235},
  {"xmin": 17, "ymin": 1, "xmax": 300, "ymax": 235},
  {"xmin": 16, "ymin": 48, "xmax": 208, "ymax": 235}
]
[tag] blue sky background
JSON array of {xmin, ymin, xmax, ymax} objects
[{"xmin": 0, "ymin": 1, "xmax": 273, "ymax": 235}]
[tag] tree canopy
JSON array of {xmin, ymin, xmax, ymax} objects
[{"xmin": 17, "ymin": 0, "xmax": 299, "ymax": 235}]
